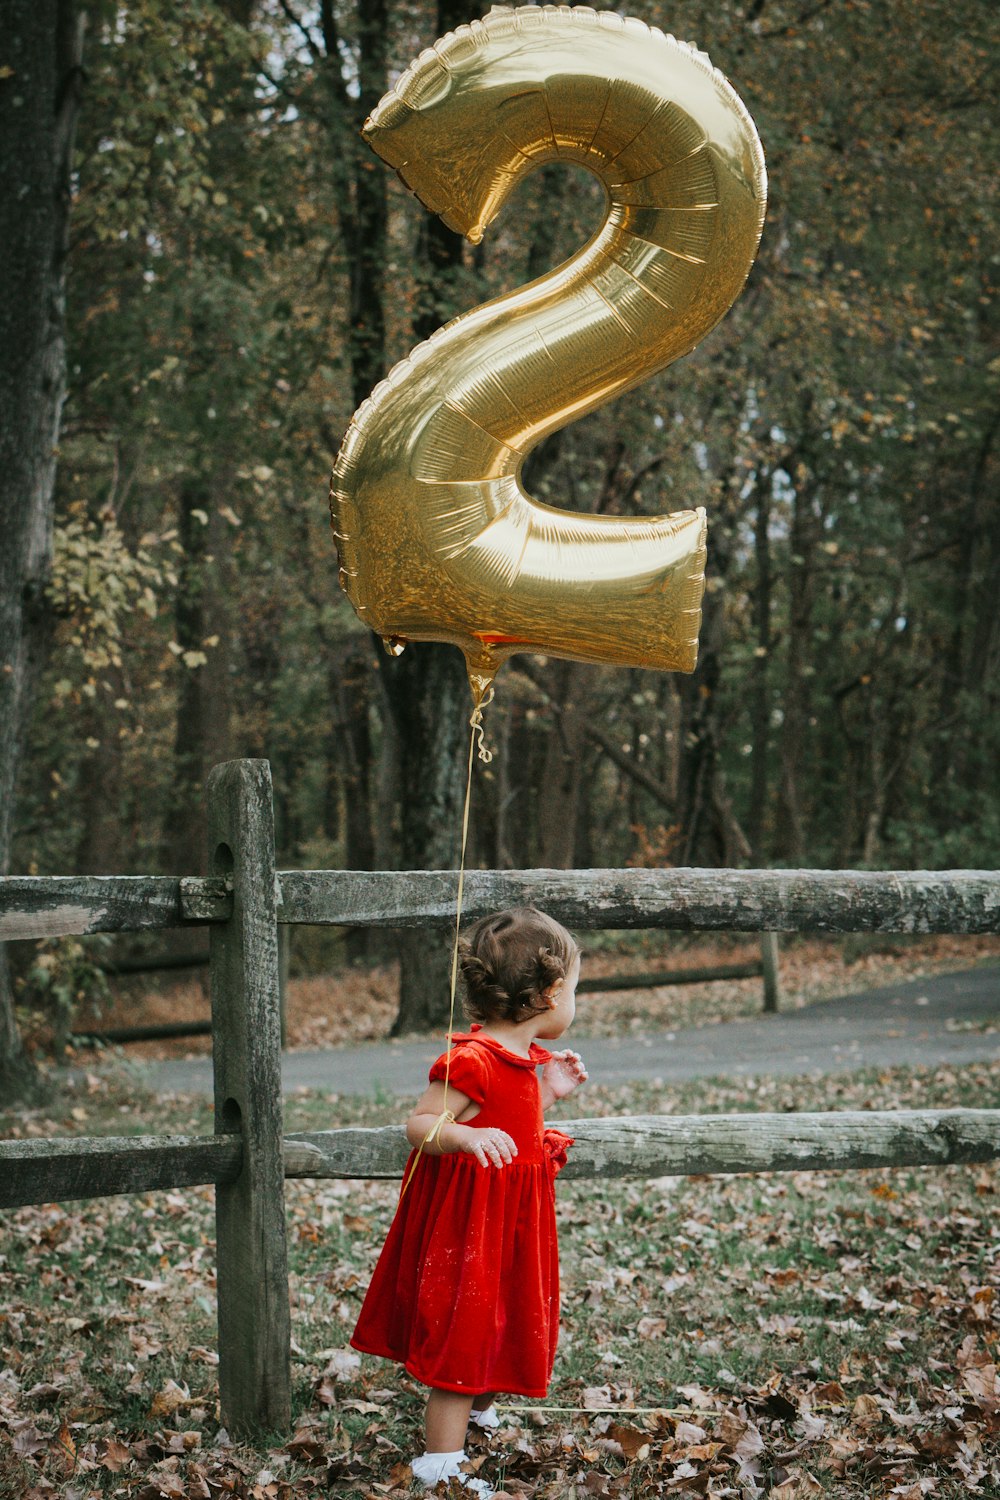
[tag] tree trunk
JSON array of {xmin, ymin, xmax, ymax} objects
[
  {"xmin": 747, "ymin": 478, "xmax": 772, "ymax": 862},
  {"xmin": 75, "ymin": 694, "xmax": 126, "ymax": 876},
  {"xmin": 495, "ymin": 700, "xmax": 533, "ymax": 869},
  {"xmin": 951, "ymin": 410, "xmax": 1000, "ymax": 803},
  {"xmin": 676, "ymin": 497, "xmax": 740, "ymax": 868},
  {"xmin": 0, "ymin": 0, "xmax": 82, "ymax": 1098},
  {"xmin": 537, "ymin": 662, "xmax": 591, "ymax": 868},
  {"xmin": 331, "ymin": 645, "xmax": 376, "ymax": 961},
  {"xmin": 346, "ymin": 0, "xmax": 388, "ymax": 408},
  {"xmin": 158, "ymin": 3, "xmax": 256, "ymax": 879},
  {"xmin": 384, "ymin": 645, "xmax": 472, "ymax": 1034},
  {"xmin": 573, "ymin": 740, "xmax": 601, "ymax": 868},
  {"xmin": 163, "ymin": 486, "xmax": 232, "ymax": 879},
  {"xmin": 776, "ymin": 480, "xmax": 816, "ymax": 861}
]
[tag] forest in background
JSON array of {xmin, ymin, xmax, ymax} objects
[{"xmin": 3, "ymin": 0, "xmax": 999, "ymax": 1043}]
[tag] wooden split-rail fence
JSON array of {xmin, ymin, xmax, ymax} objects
[{"xmin": 1, "ymin": 759, "xmax": 999, "ymax": 1438}]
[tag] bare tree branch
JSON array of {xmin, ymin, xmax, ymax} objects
[
  {"xmin": 276, "ymin": 0, "xmax": 322, "ymax": 62},
  {"xmin": 512, "ymin": 661, "xmax": 678, "ymax": 811}
]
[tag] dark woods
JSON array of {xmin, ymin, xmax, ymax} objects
[{"xmin": 3, "ymin": 0, "xmax": 998, "ymax": 1048}]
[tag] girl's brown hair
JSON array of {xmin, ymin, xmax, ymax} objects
[{"xmin": 458, "ymin": 907, "xmax": 580, "ymax": 1024}]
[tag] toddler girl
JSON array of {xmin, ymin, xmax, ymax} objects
[{"xmin": 351, "ymin": 906, "xmax": 588, "ymax": 1496}]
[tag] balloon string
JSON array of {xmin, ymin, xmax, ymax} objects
[
  {"xmin": 399, "ymin": 691, "xmax": 490, "ymax": 1199},
  {"xmin": 445, "ymin": 694, "xmax": 488, "ymax": 1090},
  {"xmin": 470, "ymin": 685, "xmax": 494, "ymax": 763},
  {"xmin": 497, "ymin": 1404, "xmax": 721, "ymax": 1418},
  {"xmin": 398, "ymin": 1107, "xmax": 454, "ymax": 1202},
  {"xmin": 497, "ymin": 1400, "xmax": 844, "ymax": 1417}
]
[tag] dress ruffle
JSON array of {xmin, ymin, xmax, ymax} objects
[{"xmin": 543, "ymin": 1128, "xmax": 574, "ymax": 1176}]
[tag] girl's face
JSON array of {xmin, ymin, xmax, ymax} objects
[{"xmin": 536, "ymin": 951, "xmax": 581, "ymax": 1039}]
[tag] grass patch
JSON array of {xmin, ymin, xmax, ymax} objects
[{"xmin": 2, "ymin": 1063, "xmax": 999, "ymax": 1496}]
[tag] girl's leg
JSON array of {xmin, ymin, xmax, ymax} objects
[
  {"xmin": 425, "ymin": 1388, "xmax": 475, "ymax": 1453},
  {"xmin": 469, "ymin": 1390, "xmax": 499, "ymax": 1427}
]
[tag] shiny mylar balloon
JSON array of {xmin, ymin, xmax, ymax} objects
[{"xmin": 330, "ymin": 5, "xmax": 766, "ymax": 704}]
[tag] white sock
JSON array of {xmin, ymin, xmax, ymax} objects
[
  {"xmin": 411, "ymin": 1449, "xmax": 466, "ymax": 1485},
  {"xmin": 410, "ymin": 1449, "xmax": 494, "ymax": 1496},
  {"xmin": 469, "ymin": 1403, "xmax": 500, "ymax": 1429}
]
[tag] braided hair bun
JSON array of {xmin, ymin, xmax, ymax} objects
[{"xmin": 458, "ymin": 907, "xmax": 580, "ymax": 1025}]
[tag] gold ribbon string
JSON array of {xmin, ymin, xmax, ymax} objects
[
  {"xmin": 398, "ymin": 691, "xmax": 491, "ymax": 1200},
  {"xmin": 442, "ymin": 688, "xmax": 493, "ymax": 1102},
  {"xmin": 497, "ymin": 1404, "xmax": 721, "ymax": 1417},
  {"xmin": 470, "ymin": 685, "xmax": 494, "ymax": 765},
  {"xmin": 398, "ymin": 1108, "xmax": 454, "ymax": 1202},
  {"xmin": 497, "ymin": 1401, "xmax": 847, "ymax": 1417}
]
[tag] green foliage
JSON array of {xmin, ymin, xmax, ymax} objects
[
  {"xmin": 10, "ymin": 0, "xmax": 1000, "ymax": 895},
  {"xmin": 23, "ymin": 936, "xmax": 112, "ymax": 1054},
  {"xmin": 48, "ymin": 508, "xmax": 162, "ymax": 688}
]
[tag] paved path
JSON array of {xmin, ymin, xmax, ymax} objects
[{"xmin": 132, "ymin": 965, "xmax": 1000, "ymax": 1098}]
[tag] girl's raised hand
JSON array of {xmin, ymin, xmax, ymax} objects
[
  {"xmin": 456, "ymin": 1125, "xmax": 518, "ymax": 1169},
  {"xmin": 541, "ymin": 1050, "xmax": 588, "ymax": 1099}
]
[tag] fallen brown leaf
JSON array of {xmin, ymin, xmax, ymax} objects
[
  {"xmin": 608, "ymin": 1421, "xmax": 650, "ymax": 1460},
  {"xmin": 851, "ymin": 1393, "xmax": 882, "ymax": 1426},
  {"xmin": 770, "ymin": 1470, "xmax": 823, "ymax": 1499},
  {"xmin": 961, "ymin": 1356, "xmax": 999, "ymax": 1414},
  {"xmin": 99, "ymin": 1436, "xmax": 133, "ymax": 1471}
]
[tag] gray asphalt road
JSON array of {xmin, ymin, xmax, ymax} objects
[{"xmin": 130, "ymin": 965, "xmax": 1000, "ymax": 1099}]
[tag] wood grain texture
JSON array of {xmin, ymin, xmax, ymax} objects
[
  {"xmin": 4, "ymin": 868, "xmax": 998, "ymax": 939},
  {"xmin": 6, "ymin": 1108, "xmax": 993, "ymax": 1212},
  {"xmin": 0, "ymin": 875, "xmax": 231, "ymax": 939},
  {"xmin": 283, "ymin": 1109, "xmax": 1000, "ymax": 1181},
  {"xmin": 208, "ymin": 760, "xmax": 290, "ymax": 1437},
  {"xmin": 274, "ymin": 868, "xmax": 1000, "ymax": 932},
  {"xmin": 0, "ymin": 1133, "xmax": 240, "ymax": 1208},
  {"xmin": 761, "ymin": 930, "xmax": 781, "ymax": 1012}
]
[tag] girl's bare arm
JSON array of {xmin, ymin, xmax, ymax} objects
[
  {"xmin": 406, "ymin": 1081, "xmax": 517, "ymax": 1167},
  {"xmin": 539, "ymin": 1049, "xmax": 588, "ymax": 1110}
]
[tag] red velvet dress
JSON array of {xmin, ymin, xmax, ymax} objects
[{"xmin": 350, "ymin": 1026, "xmax": 574, "ymax": 1396}]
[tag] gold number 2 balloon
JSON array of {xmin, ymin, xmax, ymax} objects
[{"xmin": 330, "ymin": 5, "xmax": 766, "ymax": 703}]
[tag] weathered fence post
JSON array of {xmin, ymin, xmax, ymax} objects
[
  {"xmin": 207, "ymin": 760, "xmax": 291, "ymax": 1436},
  {"xmin": 761, "ymin": 931, "xmax": 780, "ymax": 1013},
  {"xmin": 278, "ymin": 926, "xmax": 290, "ymax": 1050}
]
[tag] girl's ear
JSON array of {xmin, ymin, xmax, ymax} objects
[{"xmin": 541, "ymin": 977, "xmax": 564, "ymax": 1010}]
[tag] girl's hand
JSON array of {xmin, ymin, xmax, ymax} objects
[
  {"xmin": 541, "ymin": 1050, "xmax": 588, "ymax": 1100},
  {"xmin": 455, "ymin": 1124, "xmax": 518, "ymax": 1169}
]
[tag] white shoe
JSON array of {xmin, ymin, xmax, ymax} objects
[
  {"xmin": 469, "ymin": 1403, "xmax": 500, "ymax": 1430},
  {"xmin": 410, "ymin": 1449, "xmax": 494, "ymax": 1496}
]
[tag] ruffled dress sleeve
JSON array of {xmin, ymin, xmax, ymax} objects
[
  {"xmin": 428, "ymin": 1043, "xmax": 488, "ymax": 1106},
  {"xmin": 542, "ymin": 1128, "xmax": 574, "ymax": 1177}
]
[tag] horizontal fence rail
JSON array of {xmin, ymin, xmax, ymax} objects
[
  {"xmin": 72, "ymin": 1019, "xmax": 215, "ymax": 1045},
  {"xmin": 577, "ymin": 961, "xmax": 764, "ymax": 993},
  {"xmin": 283, "ymin": 1110, "xmax": 1000, "ymax": 1180},
  {"xmin": 0, "ymin": 1133, "xmax": 242, "ymax": 1208},
  {"xmin": 0, "ymin": 875, "xmax": 231, "ymax": 939},
  {"xmin": 5, "ymin": 1111, "xmax": 997, "ymax": 1212},
  {"xmin": 3, "ymin": 868, "xmax": 1000, "ymax": 941},
  {"xmin": 275, "ymin": 869, "xmax": 1000, "ymax": 932}
]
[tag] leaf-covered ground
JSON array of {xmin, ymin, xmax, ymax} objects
[{"xmin": 2, "ymin": 1060, "xmax": 999, "ymax": 1498}]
